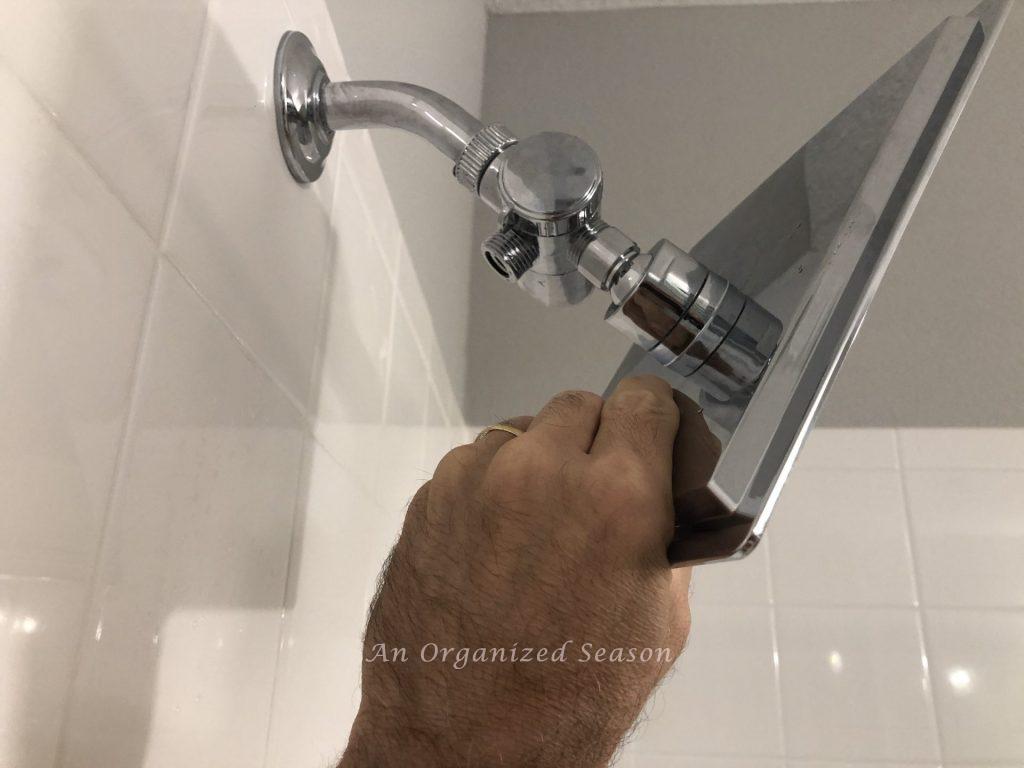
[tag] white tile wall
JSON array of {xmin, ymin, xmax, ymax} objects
[
  {"xmin": 2, "ymin": 2, "xmax": 1021, "ymax": 767},
  {"xmin": 625, "ymin": 428, "xmax": 1024, "ymax": 767},
  {"xmin": 0, "ymin": 0, "xmax": 478, "ymax": 765},
  {"xmin": 0, "ymin": 0, "xmax": 209, "ymax": 238}
]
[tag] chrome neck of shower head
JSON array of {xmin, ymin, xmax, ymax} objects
[
  {"xmin": 274, "ymin": 0, "xmax": 1009, "ymax": 566},
  {"xmin": 274, "ymin": 30, "xmax": 782, "ymax": 402}
]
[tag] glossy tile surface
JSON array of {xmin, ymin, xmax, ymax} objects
[
  {"xmin": 631, "ymin": 606, "xmax": 783, "ymax": 757},
  {"xmin": 770, "ymin": 470, "xmax": 916, "ymax": 606},
  {"xmin": 776, "ymin": 607, "xmax": 939, "ymax": 762},
  {"xmin": 161, "ymin": 0, "xmax": 335, "ymax": 411},
  {"xmin": 905, "ymin": 469, "xmax": 1024, "ymax": 608},
  {"xmin": 632, "ymin": 758, "xmax": 785, "ymax": 768},
  {"xmin": 0, "ymin": 0, "xmax": 478, "ymax": 764},
  {"xmin": 59, "ymin": 263, "xmax": 306, "ymax": 768},
  {"xmin": 0, "ymin": 578, "xmax": 88, "ymax": 768},
  {"xmin": 0, "ymin": 65, "xmax": 157, "ymax": 585},
  {"xmin": 690, "ymin": 536, "xmax": 772, "ymax": 606},
  {"xmin": 899, "ymin": 428, "xmax": 1024, "ymax": 470},
  {"xmin": 0, "ymin": 0, "xmax": 209, "ymax": 237},
  {"xmin": 795, "ymin": 428, "xmax": 899, "ymax": 471},
  {"xmin": 313, "ymin": 159, "xmax": 395, "ymax": 476},
  {"xmin": 265, "ymin": 442, "xmax": 373, "ymax": 768},
  {"xmin": 925, "ymin": 609, "xmax": 1024, "ymax": 763},
  {"xmin": 371, "ymin": 297, "xmax": 432, "ymax": 519}
]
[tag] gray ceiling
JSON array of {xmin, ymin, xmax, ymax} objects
[{"xmin": 465, "ymin": 0, "xmax": 1024, "ymax": 427}]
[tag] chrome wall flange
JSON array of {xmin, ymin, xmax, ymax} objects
[{"xmin": 275, "ymin": 31, "xmax": 334, "ymax": 183}]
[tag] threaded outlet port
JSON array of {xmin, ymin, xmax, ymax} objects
[{"xmin": 481, "ymin": 230, "xmax": 537, "ymax": 282}]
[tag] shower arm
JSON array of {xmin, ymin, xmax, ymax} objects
[
  {"xmin": 276, "ymin": 31, "xmax": 782, "ymax": 403},
  {"xmin": 321, "ymin": 80, "xmax": 484, "ymax": 164}
]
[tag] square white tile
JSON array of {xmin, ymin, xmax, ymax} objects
[
  {"xmin": 337, "ymin": 133, "xmax": 404, "ymax": 274},
  {"xmin": 904, "ymin": 469, "xmax": 1024, "ymax": 608},
  {"xmin": 794, "ymin": 429, "xmax": 899, "ymax": 471},
  {"xmin": 0, "ymin": 0, "xmax": 209, "ymax": 237},
  {"xmin": 162, "ymin": 0, "xmax": 335, "ymax": 411},
  {"xmin": 0, "ymin": 578, "xmax": 88, "ymax": 768},
  {"xmin": 59, "ymin": 262, "xmax": 306, "ymax": 768},
  {"xmin": 776, "ymin": 607, "xmax": 939, "ymax": 762},
  {"xmin": 629, "ymin": 606, "xmax": 783, "ymax": 758},
  {"xmin": 899, "ymin": 429, "xmax": 1024, "ymax": 470},
  {"xmin": 371, "ymin": 297, "xmax": 432, "ymax": 518},
  {"xmin": 0, "ymin": 65, "xmax": 156, "ymax": 583},
  {"xmin": 423, "ymin": 389, "xmax": 463, "ymax": 474},
  {"xmin": 690, "ymin": 537, "xmax": 771, "ymax": 606},
  {"xmin": 312, "ymin": 160, "xmax": 395, "ymax": 477},
  {"xmin": 788, "ymin": 763, "xmax": 937, "ymax": 767},
  {"xmin": 770, "ymin": 469, "xmax": 917, "ymax": 606},
  {"xmin": 925, "ymin": 609, "xmax": 1024, "ymax": 763},
  {"xmin": 265, "ymin": 442, "xmax": 373, "ymax": 768},
  {"xmin": 630, "ymin": 756, "xmax": 784, "ymax": 768}
]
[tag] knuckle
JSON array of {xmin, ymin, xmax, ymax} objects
[
  {"xmin": 433, "ymin": 444, "xmax": 476, "ymax": 485},
  {"xmin": 547, "ymin": 389, "xmax": 603, "ymax": 417},
  {"xmin": 606, "ymin": 387, "xmax": 675, "ymax": 421},
  {"xmin": 481, "ymin": 440, "xmax": 551, "ymax": 498}
]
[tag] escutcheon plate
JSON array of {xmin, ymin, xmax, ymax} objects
[{"xmin": 274, "ymin": 31, "xmax": 334, "ymax": 183}]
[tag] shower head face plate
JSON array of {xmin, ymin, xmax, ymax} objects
[{"xmin": 608, "ymin": 0, "xmax": 1012, "ymax": 566}]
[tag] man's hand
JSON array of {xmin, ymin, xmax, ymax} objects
[{"xmin": 341, "ymin": 376, "xmax": 692, "ymax": 768}]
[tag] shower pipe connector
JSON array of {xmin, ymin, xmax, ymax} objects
[{"xmin": 274, "ymin": 30, "xmax": 781, "ymax": 402}]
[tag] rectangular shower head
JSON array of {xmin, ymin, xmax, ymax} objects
[{"xmin": 609, "ymin": 0, "xmax": 1012, "ymax": 565}]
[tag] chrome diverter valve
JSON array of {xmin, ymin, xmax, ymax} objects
[{"xmin": 273, "ymin": 0, "xmax": 1009, "ymax": 564}]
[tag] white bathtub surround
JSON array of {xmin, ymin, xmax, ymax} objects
[{"xmin": 0, "ymin": 0, "xmax": 478, "ymax": 765}]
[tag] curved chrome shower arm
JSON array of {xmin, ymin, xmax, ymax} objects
[
  {"xmin": 320, "ymin": 80, "xmax": 483, "ymax": 163},
  {"xmin": 274, "ymin": 29, "xmax": 781, "ymax": 403}
]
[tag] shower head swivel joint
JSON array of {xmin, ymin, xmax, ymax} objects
[
  {"xmin": 272, "ymin": 30, "xmax": 782, "ymax": 402},
  {"xmin": 458, "ymin": 127, "xmax": 782, "ymax": 401}
]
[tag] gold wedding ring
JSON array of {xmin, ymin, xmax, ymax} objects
[{"xmin": 476, "ymin": 423, "xmax": 525, "ymax": 441}]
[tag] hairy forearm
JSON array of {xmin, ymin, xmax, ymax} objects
[
  {"xmin": 339, "ymin": 706, "xmax": 623, "ymax": 768},
  {"xmin": 339, "ymin": 709, "xmax": 447, "ymax": 768},
  {"xmin": 339, "ymin": 378, "xmax": 693, "ymax": 768}
]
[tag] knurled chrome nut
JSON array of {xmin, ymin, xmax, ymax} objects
[{"xmin": 454, "ymin": 124, "xmax": 518, "ymax": 192}]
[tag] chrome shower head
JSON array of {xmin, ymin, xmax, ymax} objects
[{"xmin": 272, "ymin": 0, "xmax": 1012, "ymax": 565}]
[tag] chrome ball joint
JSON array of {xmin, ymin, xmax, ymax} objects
[
  {"xmin": 274, "ymin": 29, "xmax": 782, "ymax": 404},
  {"xmin": 460, "ymin": 126, "xmax": 781, "ymax": 401}
]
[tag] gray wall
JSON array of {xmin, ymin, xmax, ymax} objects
[{"xmin": 466, "ymin": 0, "xmax": 1024, "ymax": 426}]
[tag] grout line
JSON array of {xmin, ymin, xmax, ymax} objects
[
  {"xmin": 759, "ymin": 536, "xmax": 789, "ymax": 758},
  {"xmin": 765, "ymin": 591, "xmax": 788, "ymax": 759},
  {"xmin": 258, "ymin": 435, "xmax": 316, "ymax": 768},
  {"xmin": 52, "ymin": 255, "xmax": 162, "ymax": 765},
  {"xmin": 895, "ymin": 430, "xmax": 947, "ymax": 765},
  {"xmin": 158, "ymin": 253, "xmax": 309, "ymax": 419},
  {"xmin": 157, "ymin": 0, "xmax": 215, "ymax": 252},
  {"xmin": 378, "ymin": 260, "xmax": 402, "ymax": 426},
  {"xmin": 339, "ymin": 149, "xmax": 401, "ymax": 283},
  {"xmin": 1, "ymin": 60, "xmax": 172, "ymax": 244}
]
